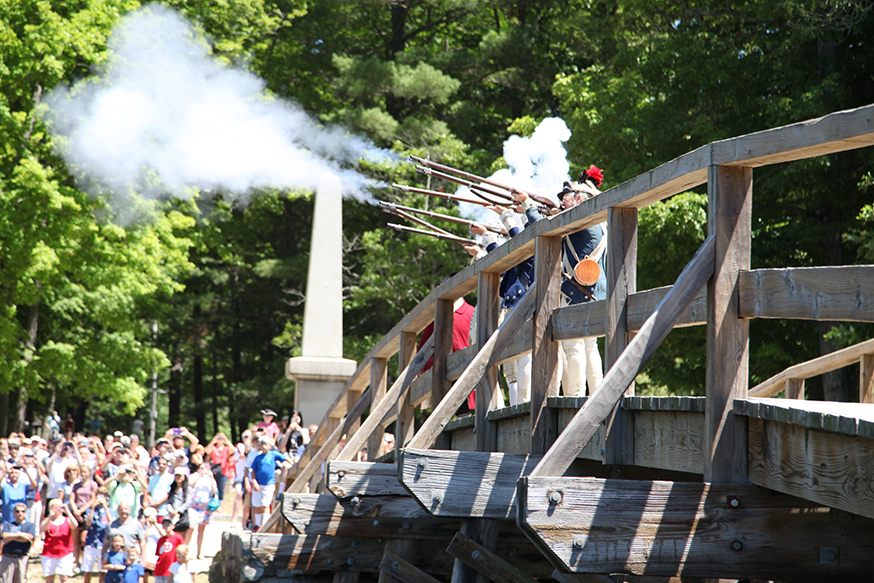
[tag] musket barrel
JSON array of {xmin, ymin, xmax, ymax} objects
[
  {"xmin": 416, "ymin": 166, "xmax": 514, "ymax": 204},
  {"xmin": 387, "ymin": 223, "xmax": 479, "ymax": 246},
  {"xmin": 412, "ymin": 156, "xmax": 558, "ymax": 209},
  {"xmin": 386, "ymin": 202, "xmax": 507, "ymax": 235},
  {"xmin": 383, "ymin": 205, "xmax": 454, "ymax": 237},
  {"xmin": 390, "ymin": 184, "xmax": 493, "ymax": 208}
]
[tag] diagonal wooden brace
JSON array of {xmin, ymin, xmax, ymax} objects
[{"xmin": 531, "ymin": 235, "xmax": 715, "ymax": 478}]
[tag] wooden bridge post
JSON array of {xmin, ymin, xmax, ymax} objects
[
  {"xmin": 531, "ymin": 235, "xmax": 562, "ymax": 454},
  {"xmin": 368, "ymin": 357, "xmax": 388, "ymax": 459},
  {"xmin": 432, "ymin": 298, "xmax": 455, "ymax": 406},
  {"xmin": 604, "ymin": 208, "xmax": 638, "ymax": 466},
  {"xmin": 475, "ymin": 271, "xmax": 501, "ymax": 451},
  {"xmin": 397, "ymin": 332, "xmax": 418, "ymax": 449},
  {"xmin": 861, "ymin": 353, "xmax": 874, "ymax": 403},
  {"xmin": 705, "ymin": 164, "xmax": 751, "ymax": 483},
  {"xmin": 431, "ymin": 298, "xmax": 455, "ymax": 449}
]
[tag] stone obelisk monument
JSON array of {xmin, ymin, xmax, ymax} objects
[{"xmin": 286, "ymin": 174, "xmax": 357, "ymax": 426}]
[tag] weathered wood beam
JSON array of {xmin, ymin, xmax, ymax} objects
[
  {"xmin": 446, "ymin": 345, "xmax": 476, "ymax": 381},
  {"xmin": 738, "ymin": 265, "xmax": 874, "ymax": 322},
  {"xmin": 553, "ymin": 285, "xmax": 708, "ymax": 342},
  {"xmin": 632, "ymin": 410, "xmax": 705, "ymax": 475},
  {"xmin": 368, "ymin": 357, "xmax": 389, "ymax": 461},
  {"xmin": 711, "ymin": 102, "xmax": 874, "ymax": 168},
  {"xmin": 407, "ymin": 289, "xmax": 536, "ymax": 450},
  {"xmin": 382, "ymin": 369, "xmax": 432, "ymax": 428},
  {"xmin": 240, "ymin": 532, "xmax": 455, "ymax": 574},
  {"xmin": 530, "ymin": 235, "xmax": 715, "ymax": 477},
  {"xmin": 397, "ymin": 332, "xmax": 419, "ymax": 450},
  {"xmin": 735, "ymin": 397, "xmax": 874, "ymax": 437},
  {"xmin": 746, "ymin": 416, "xmax": 874, "ymax": 520},
  {"xmin": 445, "ymin": 318, "xmax": 534, "ymax": 382},
  {"xmin": 704, "ymin": 165, "xmax": 750, "ymax": 484},
  {"xmin": 518, "ymin": 476, "xmax": 874, "ymax": 581},
  {"xmin": 380, "ymin": 539, "xmax": 416, "ymax": 583},
  {"xmin": 280, "ymin": 493, "xmax": 461, "ymax": 539},
  {"xmin": 531, "ymin": 235, "xmax": 562, "ymax": 454},
  {"xmin": 455, "ymin": 267, "xmax": 873, "ymax": 383},
  {"xmin": 604, "ymin": 207, "xmax": 638, "ymax": 465},
  {"xmin": 446, "ymin": 532, "xmax": 539, "ymax": 583},
  {"xmin": 326, "ymin": 461, "xmax": 407, "ymax": 498},
  {"xmin": 476, "ymin": 271, "xmax": 501, "ymax": 452},
  {"xmin": 863, "ymin": 353, "xmax": 874, "ymax": 404},
  {"xmin": 380, "ymin": 552, "xmax": 444, "ymax": 583},
  {"xmin": 335, "ymin": 336, "xmax": 434, "ymax": 462},
  {"xmin": 749, "ymin": 337, "xmax": 874, "ymax": 398},
  {"xmin": 433, "ymin": 298, "xmax": 456, "ymax": 411},
  {"xmin": 398, "ymin": 449, "xmax": 542, "ymax": 518}
]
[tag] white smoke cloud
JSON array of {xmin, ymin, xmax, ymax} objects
[
  {"xmin": 44, "ymin": 4, "xmax": 388, "ymax": 208},
  {"xmin": 458, "ymin": 117, "xmax": 571, "ymax": 229}
]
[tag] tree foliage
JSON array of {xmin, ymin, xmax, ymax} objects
[{"xmin": 3, "ymin": 0, "xmax": 874, "ymax": 433}]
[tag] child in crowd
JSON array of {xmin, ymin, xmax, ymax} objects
[
  {"xmin": 103, "ymin": 534, "xmax": 128, "ymax": 583},
  {"xmin": 81, "ymin": 487, "xmax": 111, "ymax": 583},
  {"xmin": 153, "ymin": 518, "xmax": 185, "ymax": 583},
  {"xmin": 143, "ymin": 506, "xmax": 165, "ymax": 575},
  {"xmin": 123, "ymin": 545, "xmax": 146, "ymax": 583},
  {"xmin": 168, "ymin": 544, "xmax": 194, "ymax": 583}
]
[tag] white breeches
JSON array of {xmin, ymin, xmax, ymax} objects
[
  {"xmin": 503, "ymin": 354, "xmax": 532, "ymax": 405},
  {"xmin": 560, "ymin": 337, "xmax": 603, "ymax": 397}
]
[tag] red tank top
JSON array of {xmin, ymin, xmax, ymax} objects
[{"xmin": 42, "ymin": 518, "xmax": 73, "ymax": 558}]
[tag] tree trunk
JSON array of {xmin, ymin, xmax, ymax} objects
[
  {"xmin": 231, "ymin": 268, "xmax": 244, "ymax": 434},
  {"xmin": 193, "ymin": 304, "xmax": 206, "ymax": 442},
  {"xmin": 0, "ymin": 393, "xmax": 8, "ymax": 436},
  {"xmin": 46, "ymin": 384, "xmax": 56, "ymax": 440},
  {"xmin": 212, "ymin": 351, "xmax": 220, "ymax": 437},
  {"xmin": 14, "ymin": 302, "xmax": 39, "ymax": 433},
  {"xmin": 385, "ymin": 1, "xmax": 407, "ymax": 118}
]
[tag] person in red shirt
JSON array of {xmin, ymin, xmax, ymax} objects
[
  {"xmin": 153, "ymin": 518, "xmax": 185, "ymax": 583},
  {"xmin": 40, "ymin": 499, "xmax": 77, "ymax": 582},
  {"xmin": 204, "ymin": 433, "xmax": 234, "ymax": 502},
  {"xmin": 418, "ymin": 297, "xmax": 476, "ymax": 411}
]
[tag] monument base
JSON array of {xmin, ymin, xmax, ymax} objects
[{"xmin": 286, "ymin": 356, "xmax": 357, "ymax": 428}]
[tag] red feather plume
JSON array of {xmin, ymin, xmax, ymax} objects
[{"xmin": 584, "ymin": 165, "xmax": 604, "ymax": 187}]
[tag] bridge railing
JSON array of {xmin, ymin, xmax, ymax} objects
[{"xmin": 273, "ymin": 104, "xmax": 874, "ymax": 524}]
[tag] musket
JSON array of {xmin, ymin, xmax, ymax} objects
[
  {"xmin": 391, "ymin": 184, "xmax": 497, "ymax": 209},
  {"xmin": 380, "ymin": 202, "xmax": 454, "ymax": 237},
  {"xmin": 412, "ymin": 155, "xmax": 559, "ymax": 209},
  {"xmin": 379, "ymin": 201, "xmax": 507, "ymax": 236},
  {"xmin": 415, "ymin": 165, "xmax": 516, "ymax": 206},
  {"xmin": 387, "ymin": 223, "xmax": 479, "ymax": 246}
]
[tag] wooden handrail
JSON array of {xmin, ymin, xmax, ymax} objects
[{"xmin": 749, "ymin": 337, "xmax": 874, "ymax": 398}]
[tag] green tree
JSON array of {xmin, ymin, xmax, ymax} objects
[
  {"xmin": 556, "ymin": 0, "xmax": 874, "ymax": 397},
  {"xmin": 0, "ymin": 0, "xmax": 195, "ymax": 432}
]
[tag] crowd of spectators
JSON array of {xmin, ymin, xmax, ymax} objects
[{"xmin": 0, "ymin": 407, "xmax": 319, "ymax": 583}]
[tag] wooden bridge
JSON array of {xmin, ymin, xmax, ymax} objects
[{"xmin": 220, "ymin": 104, "xmax": 874, "ymax": 583}]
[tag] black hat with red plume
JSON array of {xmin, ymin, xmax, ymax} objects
[{"xmin": 578, "ymin": 165, "xmax": 604, "ymax": 187}]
